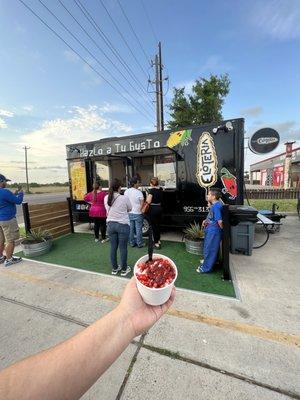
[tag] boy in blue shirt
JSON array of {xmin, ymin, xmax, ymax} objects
[
  {"xmin": 196, "ymin": 187, "xmax": 223, "ymax": 274},
  {"xmin": 0, "ymin": 174, "xmax": 23, "ymax": 267}
]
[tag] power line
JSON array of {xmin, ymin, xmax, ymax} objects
[
  {"xmin": 57, "ymin": 0, "xmax": 154, "ymax": 114},
  {"xmin": 140, "ymin": 0, "xmax": 159, "ymax": 45},
  {"xmin": 97, "ymin": 0, "xmax": 149, "ymax": 79},
  {"xmin": 116, "ymin": 0, "xmax": 151, "ymax": 65},
  {"xmin": 74, "ymin": 0, "xmax": 153, "ymax": 105},
  {"xmin": 36, "ymin": 0, "xmax": 153, "ymax": 120},
  {"xmin": 18, "ymin": 0, "xmax": 153, "ymax": 123}
]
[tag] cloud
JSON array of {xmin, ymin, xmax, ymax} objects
[
  {"xmin": 249, "ymin": 120, "xmax": 300, "ymax": 141},
  {"xmin": 1, "ymin": 106, "xmax": 133, "ymax": 182},
  {"xmin": 63, "ymin": 50, "xmax": 102, "ymax": 87},
  {"xmin": 0, "ymin": 118, "xmax": 7, "ymax": 129},
  {"xmin": 22, "ymin": 105, "xmax": 34, "ymax": 113},
  {"xmin": 199, "ymin": 55, "xmax": 232, "ymax": 74},
  {"xmin": 63, "ymin": 50, "xmax": 80, "ymax": 63},
  {"xmin": 252, "ymin": 0, "xmax": 300, "ymax": 40},
  {"xmin": 240, "ymin": 106, "xmax": 263, "ymax": 117},
  {"xmin": 98, "ymin": 102, "xmax": 133, "ymax": 114},
  {"xmin": 0, "ymin": 108, "xmax": 14, "ymax": 117}
]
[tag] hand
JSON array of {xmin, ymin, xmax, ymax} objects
[
  {"xmin": 202, "ymin": 220, "xmax": 208, "ymax": 228},
  {"xmin": 118, "ymin": 278, "xmax": 176, "ymax": 337}
]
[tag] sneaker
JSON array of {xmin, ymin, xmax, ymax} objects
[
  {"xmin": 101, "ymin": 238, "xmax": 109, "ymax": 243},
  {"xmin": 120, "ymin": 266, "xmax": 131, "ymax": 277},
  {"xmin": 111, "ymin": 266, "xmax": 122, "ymax": 275},
  {"xmin": 4, "ymin": 256, "xmax": 22, "ymax": 267},
  {"xmin": 0, "ymin": 255, "xmax": 6, "ymax": 264},
  {"xmin": 196, "ymin": 266, "xmax": 204, "ymax": 274},
  {"xmin": 137, "ymin": 244, "xmax": 145, "ymax": 248}
]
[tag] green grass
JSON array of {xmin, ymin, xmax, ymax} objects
[
  {"xmin": 16, "ymin": 233, "xmax": 235, "ymax": 298},
  {"xmin": 245, "ymin": 199, "xmax": 297, "ymax": 213},
  {"xmin": 19, "ymin": 226, "xmax": 26, "ymax": 237}
]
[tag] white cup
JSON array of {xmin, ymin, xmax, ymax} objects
[{"xmin": 134, "ymin": 253, "xmax": 178, "ymax": 306}]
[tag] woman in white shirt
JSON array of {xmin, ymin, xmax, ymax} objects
[
  {"xmin": 124, "ymin": 177, "xmax": 144, "ymax": 248},
  {"xmin": 104, "ymin": 179, "xmax": 132, "ymax": 276}
]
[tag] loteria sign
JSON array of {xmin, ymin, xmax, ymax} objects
[{"xmin": 196, "ymin": 132, "xmax": 218, "ymax": 190}]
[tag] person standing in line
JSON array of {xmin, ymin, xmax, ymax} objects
[
  {"xmin": 124, "ymin": 177, "xmax": 144, "ymax": 248},
  {"xmin": 146, "ymin": 177, "xmax": 163, "ymax": 249},
  {"xmin": 0, "ymin": 174, "xmax": 23, "ymax": 267},
  {"xmin": 84, "ymin": 182, "xmax": 108, "ymax": 243},
  {"xmin": 104, "ymin": 179, "xmax": 132, "ymax": 276}
]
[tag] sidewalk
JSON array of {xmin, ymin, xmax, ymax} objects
[{"xmin": 0, "ymin": 216, "xmax": 299, "ymax": 399}]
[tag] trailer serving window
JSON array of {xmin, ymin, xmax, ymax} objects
[
  {"xmin": 95, "ymin": 161, "xmax": 109, "ymax": 188},
  {"xmin": 110, "ymin": 159, "xmax": 127, "ymax": 187},
  {"xmin": 156, "ymin": 154, "xmax": 176, "ymax": 188},
  {"xmin": 133, "ymin": 156, "xmax": 154, "ymax": 186}
]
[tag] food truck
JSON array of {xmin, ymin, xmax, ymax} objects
[{"xmin": 66, "ymin": 118, "xmax": 244, "ymax": 233}]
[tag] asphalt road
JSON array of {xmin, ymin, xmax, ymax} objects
[{"xmin": 17, "ymin": 192, "xmax": 69, "ymax": 224}]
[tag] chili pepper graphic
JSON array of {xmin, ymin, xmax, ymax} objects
[{"xmin": 221, "ymin": 167, "xmax": 237, "ymax": 198}]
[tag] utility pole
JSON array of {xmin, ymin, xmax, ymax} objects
[
  {"xmin": 23, "ymin": 146, "xmax": 30, "ymax": 194},
  {"xmin": 154, "ymin": 54, "xmax": 161, "ymax": 131},
  {"xmin": 150, "ymin": 42, "xmax": 167, "ymax": 131},
  {"xmin": 158, "ymin": 42, "xmax": 164, "ymax": 131}
]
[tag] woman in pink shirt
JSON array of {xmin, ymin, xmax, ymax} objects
[{"xmin": 84, "ymin": 182, "xmax": 108, "ymax": 243}]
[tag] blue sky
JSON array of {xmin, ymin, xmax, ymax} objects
[{"xmin": 0, "ymin": 0, "xmax": 299, "ymax": 182}]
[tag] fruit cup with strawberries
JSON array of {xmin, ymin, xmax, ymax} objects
[{"xmin": 134, "ymin": 254, "xmax": 178, "ymax": 306}]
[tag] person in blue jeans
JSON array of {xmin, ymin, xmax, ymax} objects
[
  {"xmin": 196, "ymin": 188, "xmax": 223, "ymax": 274},
  {"xmin": 104, "ymin": 179, "xmax": 132, "ymax": 276},
  {"xmin": 124, "ymin": 177, "xmax": 144, "ymax": 248}
]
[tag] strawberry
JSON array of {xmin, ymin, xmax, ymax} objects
[{"xmin": 136, "ymin": 258, "xmax": 175, "ymax": 288}]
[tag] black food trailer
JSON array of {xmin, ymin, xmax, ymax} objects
[{"xmin": 66, "ymin": 118, "xmax": 244, "ymax": 233}]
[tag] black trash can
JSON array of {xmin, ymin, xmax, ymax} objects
[{"xmin": 229, "ymin": 206, "xmax": 258, "ymax": 256}]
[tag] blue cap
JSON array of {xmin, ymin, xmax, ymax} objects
[{"xmin": 0, "ymin": 174, "xmax": 11, "ymax": 182}]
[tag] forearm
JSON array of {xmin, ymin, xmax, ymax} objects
[{"xmin": 0, "ymin": 306, "xmax": 134, "ymax": 400}]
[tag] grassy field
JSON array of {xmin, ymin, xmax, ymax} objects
[
  {"xmin": 28, "ymin": 186, "xmax": 69, "ymax": 194},
  {"xmin": 245, "ymin": 199, "xmax": 297, "ymax": 213},
  {"xmin": 16, "ymin": 233, "xmax": 235, "ymax": 297}
]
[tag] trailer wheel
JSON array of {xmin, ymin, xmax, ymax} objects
[{"xmin": 142, "ymin": 219, "xmax": 150, "ymax": 236}]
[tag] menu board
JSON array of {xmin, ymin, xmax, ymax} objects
[{"xmin": 70, "ymin": 161, "xmax": 87, "ymax": 200}]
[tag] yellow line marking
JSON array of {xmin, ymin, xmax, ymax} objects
[{"xmin": 1, "ymin": 269, "xmax": 299, "ymax": 347}]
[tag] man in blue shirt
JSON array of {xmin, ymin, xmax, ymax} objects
[
  {"xmin": 0, "ymin": 174, "xmax": 23, "ymax": 267},
  {"xmin": 196, "ymin": 187, "xmax": 223, "ymax": 273}
]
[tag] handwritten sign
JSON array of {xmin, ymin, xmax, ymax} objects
[{"xmin": 196, "ymin": 132, "xmax": 218, "ymax": 189}]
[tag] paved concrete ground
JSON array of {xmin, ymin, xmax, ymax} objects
[
  {"xmin": 0, "ymin": 216, "xmax": 299, "ymax": 399},
  {"xmin": 16, "ymin": 192, "xmax": 69, "ymax": 224}
]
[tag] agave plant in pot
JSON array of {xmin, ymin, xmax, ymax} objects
[
  {"xmin": 183, "ymin": 222, "xmax": 204, "ymax": 255},
  {"xmin": 21, "ymin": 228, "xmax": 53, "ymax": 257}
]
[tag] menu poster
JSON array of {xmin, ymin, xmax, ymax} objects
[{"xmin": 70, "ymin": 161, "xmax": 87, "ymax": 201}]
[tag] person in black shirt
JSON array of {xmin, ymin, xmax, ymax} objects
[{"xmin": 146, "ymin": 177, "xmax": 163, "ymax": 249}]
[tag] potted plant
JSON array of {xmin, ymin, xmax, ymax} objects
[
  {"xmin": 183, "ymin": 222, "xmax": 204, "ymax": 255},
  {"xmin": 21, "ymin": 228, "xmax": 53, "ymax": 257}
]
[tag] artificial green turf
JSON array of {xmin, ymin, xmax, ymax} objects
[{"xmin": 17, "ymin": 233, "xmax": 235, "ymax": 298}]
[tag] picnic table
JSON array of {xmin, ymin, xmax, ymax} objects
[{"xmin": 256, "ymin": 212, "xmax": 281, "ymax": 233}]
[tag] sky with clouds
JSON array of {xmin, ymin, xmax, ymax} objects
[{"xmin": 0, "ymin": 0, "xmax": 299, "ymax": 183}]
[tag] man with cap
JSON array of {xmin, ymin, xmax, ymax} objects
[
  {"xmin": 0, "ymin": 174, "xmax": 23, "ymax": 266},
  {"xmin": 124, "ymin": 177, "xmax": 144, "ymax": 248}
]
